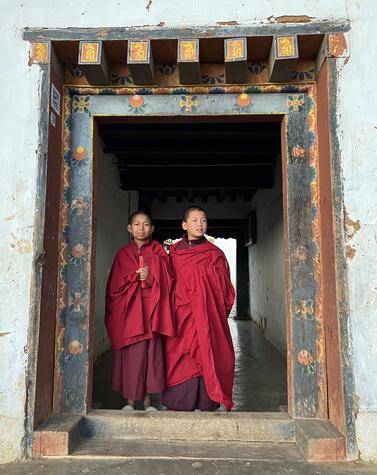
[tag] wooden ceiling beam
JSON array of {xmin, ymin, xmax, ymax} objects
[
  {"xmin": 99, "ymin": 126, "xmax": 281, "ymax": 141},
  {"xmin": 224, "ymin": 38, "xmax": 248, "ymax": 83},
  {"xmin": 78, "ymin": 40, "xmax": 110, "ymax": 85},
  {"xmin": 113, "ymin": 151, "xmax": 276, "ymax": 161},
  {"xmin": 268, "ymin": 34, "xmax": 299, "ymax": 82},
  {"xmin": 127, "ymin": 39, "xmax": 154, "ymax": 84},
  {"xmin": 104, "ymin": 141, "xmax": 280, "ymax": 154},
  {"xmin": 178, "ymin": 39, "xmax": 201, "ymax": 84}
]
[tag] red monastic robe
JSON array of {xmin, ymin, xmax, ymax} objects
[
  {"xmin": 164, "ymin": 239, "xmax": 235, "ymax": 411},
  {"xmin": 105, "ymin": 240, "xmax": 175, "ymax": 349}
]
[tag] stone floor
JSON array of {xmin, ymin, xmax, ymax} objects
[
  {"xmin": 93, "ymin": 318, "xmax": 288, "ymax": 412},
  {"xmin": 1, "ymin": 458, "xmax": 377, "ymax": 474}
]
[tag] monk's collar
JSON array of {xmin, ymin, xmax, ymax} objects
[
  {"xmin": 132, "ymin": 238, "xmax": 151, "ymax": 250},
  {"xmin": 182, "ymin": 234, "xmax": 206, "ymax": 247}
]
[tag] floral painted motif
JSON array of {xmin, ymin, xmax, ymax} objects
[
  {"xmin": 291, "ymin": 69, "xmax": 315, "ymax": 81},
  {"xmin": 72, "ymin": 95, "xmax": 90, "ymax": 114},
  {"xmin": 158, "ymin": 62, "xmax": 176, "ymax": 75},
  {"xmin": 69, "ymin": 64, "xmax": 84, "ymax": 78},
  {"xmin": 235, "ymin": 93, "xmax": 252, "ymax": 111},
  {"xmin": 112, "ymin": 73, "xmax": 134, "ymax": 85},
  {"xmin": 68, "ymin": 340, "xmax": 84, "ymax": 355},
  {"xmin": 69, "ymin": 243, "xmax": 86, "ymax": 266},
  {"xmin": 294, "ymin": 299, "xmax": 314, "ymax": 321},
  {"xmin": 248, "ymin": 61, "xmax": 266, "ymax": 76},
  {"xmin": 128, "ymin": 95, "xmax": 145, "ymax": 113},
  {"xmin": 201, "ymin": 74, "xmax": 225, "ymax": 84},
  {"xmin": 208, "ymin": 87, "xmax": 225, "ymax": 94},
  {"xmin": 245, "ymin": 85, "xmax": 262, "ymax": 94},
  {"xmin": 179, "ymin": 95, "xmax": 199, "ymax": 113},
  {"xmin": 72, "ymin": 146, "xmax": 88, "ymax": 167},
  {"xmin": 71, "ymin": 196, "xmax": 89, "ymax": 216},
  {"xmin": 68, "ymin": 292, "xmax": 86, "ymax": 313},
  {"xmin": 297, "ymin": 349, "xmax": 316, "ymax": 375},
  {"xmin": 291, "ymin": 145, "xmax": 306, "ymax": 162},
  {"xmin": 287, "ymin": 94, "xmax": 305, "ymax": 112},
  {"xmin": 172, "ymin": 87, "xmax": 190, "ymax": 95}
]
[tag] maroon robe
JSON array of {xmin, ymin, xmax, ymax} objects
[
  {"xmin": 164, "ymin": 237, "xmax": 235, "ymax": 411},
  {"xmin": 105, "ymin": 239, "xmax": 175, "ymax": 349}
]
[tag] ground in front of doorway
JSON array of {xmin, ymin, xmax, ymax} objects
[{"xmin": 1, "ymin": 458, "xmax": 377, "ymax": 475}]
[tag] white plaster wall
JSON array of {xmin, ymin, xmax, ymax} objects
[
  {"xmin": 335, "ymin": 2, "xmax": 377, "ymax": 462},
  {"xmin": 248, "ymin": 164, "xmax": 285, "ymax": 354},
  {"xmin": 1, "ymin": 0, "xmax": 377, "ymax": 463},
  {"xmin": 0, "ymin": 17, "xmax": 43, "ymax": 464},
  {"xmin": 94, "ymin": 144, "xmax": 138, "ymax": 360}
]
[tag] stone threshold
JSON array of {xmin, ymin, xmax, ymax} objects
[{"xmin": 32, "ymin": 410, "xmax": 345, "ymax": 462}]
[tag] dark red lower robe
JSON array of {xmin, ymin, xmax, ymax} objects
[
  {"xmin": 105, "ymin": 240, "xmax": 174, "ymax": 400},
  {"xmin": 163, "ymin": 238, "xmax": 235, "ymax": 411}
]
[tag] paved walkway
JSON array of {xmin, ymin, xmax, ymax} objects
[
  {"xmin": 1, "ymin": 458, "xmax": 377, "ymax": 474},
  {"xmin": 93, "ymin": 318, "xmax": 287, "ymax": 411}
]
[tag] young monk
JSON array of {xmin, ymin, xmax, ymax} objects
[
  {"xmin": 162, "ymin": 206, "xmax": 235, "ymax": 412},
  {"xmin": 105, "ymin": 211, "xmax": 175, "ymax": 411}
]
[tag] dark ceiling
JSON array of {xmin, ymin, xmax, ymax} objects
[{"xmin": 98, "ymin": 120, "xmax": 281, "ymax": 203}]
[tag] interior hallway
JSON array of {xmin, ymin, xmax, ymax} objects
[{"xmin": 92, "ymin": 318, "xmax": 287, "ymax": 412}]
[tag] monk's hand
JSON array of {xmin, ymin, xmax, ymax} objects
[{"xmin": 136, "ymin": 266, "xmax": 149, "ymax": 281}]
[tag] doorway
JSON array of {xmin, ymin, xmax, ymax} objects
[
  {"xmin": 91, "ymin": 117, "xmax": 287, "ymax": 412},
  {"xmin": 50, "ymin": 85, "xmax": 327, "ymax": 422}
]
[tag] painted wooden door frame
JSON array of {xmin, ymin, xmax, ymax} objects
[
  {"xmin": 26, "ymin": 59, "xmax": 357, "ymax": 460},
  {"xmin": 52, "ymin": 84, "xmax": 323, "ymax": 416}
]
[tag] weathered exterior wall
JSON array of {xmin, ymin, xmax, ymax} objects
[
  {"xmin": 248, "ymin": 162, "xmax": 286, "ymax": 354},
  {"xmin": 336, "ymin": 3, "xmax": 377, "ymax": 461},
  {"xmin": 93, "ymin": 143, "xmax": 137, "ymax": 361},
  {"xmin": 1, "ymin": 0, "xmax": 377, "ymax": 463}
]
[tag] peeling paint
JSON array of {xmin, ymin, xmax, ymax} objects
[
  {"xmin": 346, "ymin": 245, "xmax": 356, "ymax": 260},
  {"xmin": 10, "ymin": 235, "xmax": 32, "ymax": 254},
  {"xmin": 329, "ymin": 33, "xmax": 348, "ymax": 58},
  {"xmin": 17, "ymin": 240, "xmax": 32, "ymax": 254},
  {"xmin": 275, "ymin": 15, "xmax": 313, "ymax": 23},
  {"xmin": 146, "ymin": 0, "xmax": 152, "ymax": 12},
  {"xmin": 216, "ymin": 20, "xmax": 239, "ymax": 26},
  {"xmin": 344, "ymin": 210, "xmax": 361, "ymax": 240},
  {"xmin": 0, "ymin": 332, "xmax": 11, "ymax": 337},
  {"xmin": 4, "ymin": 215, "xmax": 15, "ymax": 221}
]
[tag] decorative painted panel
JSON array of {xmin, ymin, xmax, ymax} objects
[
  {"xmin": 30, "ymin": 42, "xmax": 50, "ymax": 64},
  {"xmin": 79, "ymin": 41, "xmax": 102, "ymax": 64}
]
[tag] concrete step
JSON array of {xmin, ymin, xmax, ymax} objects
[
  {"xmin": 32, "ymin": 411, "xmax": 345, "ymax": 462},
  {"xmin": 83, "ymin": 410, "xmax": 295, "ymax": 443},
  {"xmin": 69, "ymin": 438, "xmax": 304, "ymax": 461}
]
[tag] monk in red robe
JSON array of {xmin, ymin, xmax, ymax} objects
[
  {"xmin": 162, "ymin": 206, "xmax": 235, "ymax": 412},
  {"xmin": 105, "ymin": 211, "xmax": 174, "ymax": 411}
]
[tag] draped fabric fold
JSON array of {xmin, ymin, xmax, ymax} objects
[
  {"xmin": 164, "ymin": 239, "xmax": 235, "ymax": 411},
  {"xmin": 105, "ymin": 240, "xmax": 175, "ymax": 350}
]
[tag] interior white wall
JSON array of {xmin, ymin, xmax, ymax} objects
[
  {"xmin": 248, "ymin": 161, "xmax": 285, "ymax": 354},
  {"xmin": 94, "ymin": 143, "xmax": 138, "ymax": 360}
]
